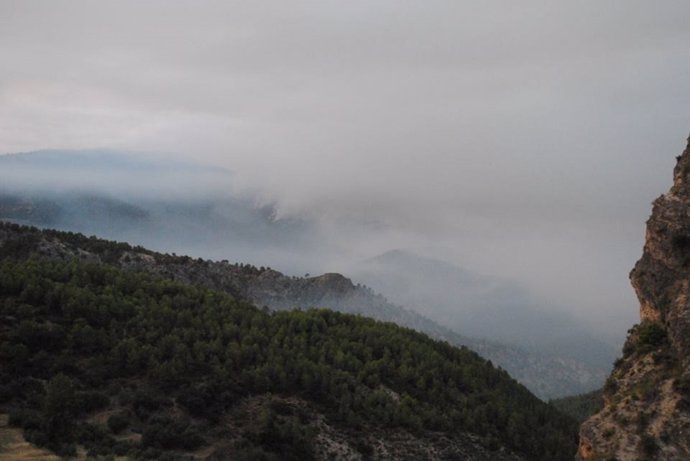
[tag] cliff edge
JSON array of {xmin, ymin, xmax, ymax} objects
[{"xmin": 578, "ymin": 135, "xmax": 690, "ymax": 460}]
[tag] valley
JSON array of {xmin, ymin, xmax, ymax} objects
[{"xmin": 0, "ymin": 150, "xmax": 614, "ymax": 399}]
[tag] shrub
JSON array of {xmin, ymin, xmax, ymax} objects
[
  {"xmin": 623, "ymin": 322, "xmax": 668, "ymax": 356},
  {"xmin": 635, "ymin": 322, "xmax": 667, "ymax": 353},
  {"xmin": 638, "ymin": 433, "xmax": 658, "ymax": 456},
  {"xmin": 132, "ymin": 388, "xmax": 171, "ymax": 419},
  {"xmin": 53, "ymin": 442, "xmax": 78, "ymax": 458},
  {"xmin": 112, "ymin": 441, "xmax": 133, "ymax": 456},
  {"xmin": 9, "ymin": 408, "xmax": 44, "ymax": 430},
  {"xmin": 107, "ymin": 411, "xmax": 130, "ymax": 433},
  {"xmin": 76, "ymin": 390, "xmax": 110, "ymax": 415},
  {"xmin": 142, "ymin": 416, "xmax": 204, "ymax": 450},
  {"xmin": 604, "ymin": 376, "xmax": 618, "ymax": 394},
  {"xmin": 673, "ymin": 374, "xmax": 690, "ymax": 394}
]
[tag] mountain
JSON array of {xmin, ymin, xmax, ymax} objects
[
  {"xmin": 0, "ymin": 221, "xmax": 598, "ymax": 399},
  {"xmin": 353, "ymin": 251, "xmax": 614, "ymax": 382},
  {"xmin": 551, "ymin": 390, "xmax": 604, "ymax": 425},
  {"xmin": 0, "ymin": 149, "xmax": 610, "ymax": 398},
  {"xmin": 0, "ymin": 224, "xmax": 578, "ymax": 460},
  {"xmin": 0, "ymin": 149, "xmax": 316, "ymax": 272},
  {"xmin": 578, "ymin": 135, "xmax": 690, "ymax": 460}
]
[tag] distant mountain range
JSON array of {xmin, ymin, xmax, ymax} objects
[
  {"xmin": 0, "ymin": 150, "xmax": 315, "ymax": 271},
  {"xmin": 0, "ymin": 149, "xmax": 614, "ymax": 398},
  {"xmin": 352, "ymin": 249, "xmax": 617, "ymax": 372}
]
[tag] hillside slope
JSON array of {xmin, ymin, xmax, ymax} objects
[
  {"xmin": 0, "ymin": 238, "xmax": 577, "ymax": 460},
  {"xmin": 0, "ymin": 222, "xmax": 600, "ymax": 399},
  {"xmin": 577, "ymin": 136, "xmax": 690, "ymax": 460},
  {"xmin": 353, "ymin": 250, "xmax": 616, "ymax": 371}
]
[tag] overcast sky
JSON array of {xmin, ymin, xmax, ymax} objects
[{"xmin": 1, "ymin": 1, "xmax": 689, "ymax": 339}]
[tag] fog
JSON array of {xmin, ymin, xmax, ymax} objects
[
  {"xmin": 2, "ymin": 1, "xmax": 690, "ymax": 345},
  {"xmin": 0, "ymin": 151, "xmax": 320, "ymax": 272}
]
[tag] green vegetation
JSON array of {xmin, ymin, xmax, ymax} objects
[
  {"xmin": 623, "ymin": 322, "xmax": 668, "ymax": 357},
  {"xmin": 550, "ymin": 389, "xmax": 603, "ymax": 424},
  {"xmin": 0, "ymin": 230, "xmax": 578, "ymax": 459},
  {"xmin": 0, "ymin": 221, "xmax": 613, "ymax": 401},
  {"xmin": 638, "ymin": 433, "xmax": 659, "ymax": 458},
  {"xmin": 637, "ymin": 322, "xmax": 667, "ymax": 348}
]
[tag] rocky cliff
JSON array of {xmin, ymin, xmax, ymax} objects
[{"xmin": 578, "ymin": 135, "xmax": 690, "ymax": 460}]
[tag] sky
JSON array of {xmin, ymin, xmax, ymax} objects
[{"xmin": 1, "ymin": 1, "xmax": 689, "ymax": 341}]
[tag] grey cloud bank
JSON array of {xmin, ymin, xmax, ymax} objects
[{"xmin": 1, "ymin": 1, "xmax": 689, "ymax": 342}]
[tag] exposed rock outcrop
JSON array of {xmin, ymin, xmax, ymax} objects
[{"xmin": 578, "ymin": 135, "xmax": 690, "ymax": 460}]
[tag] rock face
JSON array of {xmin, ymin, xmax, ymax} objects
[{"xmin": 578, "ymin": 135, "xmax": 690, "ymax": 460}]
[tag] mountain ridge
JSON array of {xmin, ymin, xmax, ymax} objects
[
  {"xmin": 0, "ymin": 221, "xmax": 603, "ymax": 399},
  {"xmin": 0, "ymin": 223, "xmax": 578, "ymax": 460},
  {"xmin": 353, "ymin": 249, "xmax": 614, "ymax": 376},
  {"xmin": 0, "ymin": 149, "xmax": 315, "ymax": 272},
  {"xmin": 0, "ymin": 149, "xmax": 611, "ymax": 398}
]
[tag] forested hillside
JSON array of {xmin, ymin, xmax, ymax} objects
[
  {"xmin": 550, "ymin": 390, "xmax": 603, "ymax": 424},
  {"xmin": 0, "ymin": 226, "xmax": 578, "ymax": 460},
  {"xmin": 0, "ymin": 221, "xmax": 600, "ymax": 399}
]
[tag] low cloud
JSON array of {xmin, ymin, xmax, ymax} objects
[{"xmin": 1, "ymin": 1, "xmax": 689, "ymax": 341}]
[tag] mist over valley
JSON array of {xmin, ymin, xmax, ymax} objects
[
  {"xmin": 2, "ymin": 2, "xmax": 690, "ymax": 459},
  {"xmin": 1, "ymin": 149, "xmax": 616, "ymax": 398}
]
